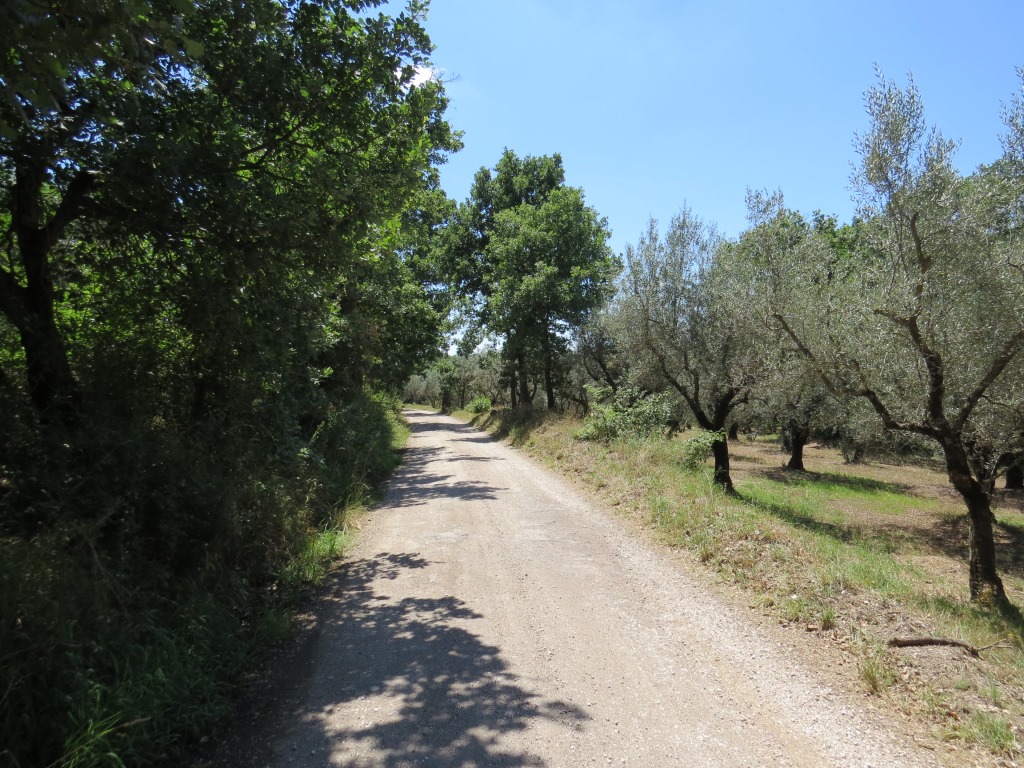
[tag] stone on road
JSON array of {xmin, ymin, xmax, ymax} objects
[{"xmin": 264, "ymin": 411, "xmax": 935, "ymax": 767}]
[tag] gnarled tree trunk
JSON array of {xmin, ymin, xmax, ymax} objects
[
  {"xmin": 783, "ymin": 422, "xmax": 809, "ymax": 471},
  {"xmin": 710, "ymin": 437, "xmax": 734, "ymax": 493},
  {"xmin": 942, "ymin": 440, "xmax": 1006, "ymax": 603}
]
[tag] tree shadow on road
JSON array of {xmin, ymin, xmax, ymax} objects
[
  {"xmin": 385, "ymin": 446, "xmax": 505, "ymax": 507},
  {"xmin": 404, "ymin": 415, "xmax": 481, "ymax": 436},
  {"xmin": 274, "ymin": 552, "xmax": 589, "ymax": 767}
]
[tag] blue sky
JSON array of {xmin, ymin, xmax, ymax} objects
[{"xmin": 413, "ymin": 0, "xmax": 1024, "ymax": 256}]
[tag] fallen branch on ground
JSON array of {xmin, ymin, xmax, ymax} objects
[{"xmin": 888, "ymin": 637, "xmax": 1011, "ymax": 657}]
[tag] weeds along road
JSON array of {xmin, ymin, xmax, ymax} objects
[{"xmin": 257, "ymin": 410, "xmax": 938, "ymax": 767}]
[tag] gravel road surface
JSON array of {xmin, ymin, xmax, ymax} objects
[{"xmin": 249, "ymin": 410, "xmax": 939, "ymax": 767}]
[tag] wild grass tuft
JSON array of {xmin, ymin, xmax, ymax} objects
[
  {"xmin": 859, "ymin": 654, "xmax": 897, "ymax": 695},
  {"xmin": 947, "ymin": 711, "xmax": 1019, "ymax": 755},
  {"xmin": 819, "ymin": 604, "xmax": 837, "ymax": 631}
]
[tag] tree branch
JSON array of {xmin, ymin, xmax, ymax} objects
[
  {"xmin": 846, "ymin": 357, "xmax": 942, "ymax": 439},
  {"xmin": 955, "ymin": 329, "xmax": 1024, "ymax": 431},
  {"xmin": 873, "ymin": 308, "xmax": 950, "ymax": 434},
  {"xmin": 908, "ymin": 212, "xmax": 930, "ymax": 309},
  {"xmin": 42, "ymin": 170, "xmax": 95, "ymax": 249},
  {"xmin": 650, "ymin": 344, "xmax": 709, "ymax": 428},
  {"xmin": 773, "ymin": 312, "xmax": 941, "ymax": 439},
  {"xmin": 888, "ymin": 636, "xmax": 1011, "ymax": 657}
]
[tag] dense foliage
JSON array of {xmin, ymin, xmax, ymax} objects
[
  {"xmin": 437, "ymin": 150, "xmax": 620, "ymax": 410},
  {"xmin": 574, "ymin": 385, "xmax": 672, "ymax": 442},
  {"xmin": 0, "ymin": 1, "xmax": 457, "ymax": 765}
]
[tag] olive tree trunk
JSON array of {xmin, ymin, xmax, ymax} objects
[
  {"xmin": 942, "ymin": 440, "xmax": 1007, "ymax": 603},
  {"xmin": 710, "ymin": 437, "xmax": 734, "ymax": 493}
]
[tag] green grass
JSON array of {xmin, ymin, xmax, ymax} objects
[
  {"xmin": 947, "ymin": 711, "xmax": 1019, "ymax": 755},
  {"xmin": 280, "ymin": 528, "xmax": 354, "ymax": 589},
  {"xmin": 740, "ymin": 470, "xmax": 942, "ymax": 521}
]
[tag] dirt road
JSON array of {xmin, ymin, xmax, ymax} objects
[{"xmin": 240, "ymin": 410, "xmax": 938, "ymax": 767}]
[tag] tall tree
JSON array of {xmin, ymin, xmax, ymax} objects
[
  {"xmin": 487, "ymin": 186, "xmax": 618, "ymax": 408},
  {"xmin": 765, "ymin": 72, "xmax": 1024, "ymax": 603},
  {"xmin": 440, "ymin": 150, "xmax": 617, "ymax": 408}
]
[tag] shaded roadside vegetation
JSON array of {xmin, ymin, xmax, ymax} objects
[
  {"xmin": 0, "ymin": 2, "xmax": 455, "ymax": 766},
  {"xmin": 1, "ymin": 395, "xmax": 410, "ymax": 768},
  {"xmin": 460, "ymin": 407, "xmax": 1024, "ymax": 762}
]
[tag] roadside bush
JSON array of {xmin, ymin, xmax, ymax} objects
[
  {"xmin": 0, "ymin": 389, "xmax": 405, "ymax": 768},
  {"xmin": 466, "ymin": 396, "xmax": 492, "ymax": 414},
  {"xmin": 575, "ymin": 385, "xmax": 672, "ymax": 442}
]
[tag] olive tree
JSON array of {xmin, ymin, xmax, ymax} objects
[
  {"xmin": 616, "ymin": 209, "xmax": 765, "ymax": 491},
  {"xmin": 767, "ymin": 73, "xmax": 1024, "ymax": 603},
  {"xmin": 733, "ymin": 197, "xmax": 853, "ymax": 470}
]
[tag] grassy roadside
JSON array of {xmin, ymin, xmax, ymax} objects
[{"xmin": 455, "ymin": 406, "xmax": 1024, "ymax": 766}]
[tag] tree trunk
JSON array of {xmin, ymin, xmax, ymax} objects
[
  {"xmin": 1006, "ymin": 458, "xmax": 1023, "ymax": 490},
  {"xmin": 941, "ymin": 440, "xmax": 1007, "ymax": 604},
  {"xmin": 711, "ymin": 437, "xmax": 734, "ymax": 493},
  {"xmin": 544, "ymin": 359, "xmax": 556, "ymax": 410},
  {"xmin": 516, "ymin": 350, "xmax": 531, "ymax": 409},
  {"xmin": 728, "ymin": 422, "xmax": 739, "ymax": 440},
  {"xmin": 785, "ymin": 424, "xmax": 809, "ymax": 471},
  {"xmin": 0, "ymin": 165, "xmax": 92, "ymax": 427},
  {"xmin": 5, "ymin": 283, "xmax": 82, "ymax": 426}
]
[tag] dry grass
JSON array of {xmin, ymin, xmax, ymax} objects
[{"xmin": 458, "ymin": 408, "xmax": 1024, "ymax": 767}]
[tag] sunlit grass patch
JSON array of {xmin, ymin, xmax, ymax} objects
[
  {"xmin": 740, "ymin": 470, "xmax": 942, "ymax": 521},
  {"xmin": 998, "ymin": 510, "xmax": 1024, "ymax": 529},
  {"xmin": 945, "ymin": 710, "xmax": 1019, "ymax": 755}
]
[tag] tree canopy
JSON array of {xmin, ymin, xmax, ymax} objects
[
  {"xmin": 0, "ymin": 2, "xmax": 460, "ymax": 764},
  {"xmin": 438, "ymin": 149, "xmax": 618, "ymax": 409}
]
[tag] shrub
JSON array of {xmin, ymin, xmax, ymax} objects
[
  {"xmin": 575, "ymin": 386, "xmax": 672, "ymax": 442},
  {"xmin": 466, "ymin": 396, "xmax": 492, "ymax": 414},
  {"xmin": 678, "ymin": 430, "xmax": 725, "ymax": 470},
  {"xmin": 0, "ymin": 388, "xmax": 405, "ymax": 768}
]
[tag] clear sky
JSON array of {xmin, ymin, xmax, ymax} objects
[{"xmin": 412, "ymin": 0, "xmax": 1024, "ymax": 256}]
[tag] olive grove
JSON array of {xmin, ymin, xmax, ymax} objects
[{"xmin": 757, "ymin": 73, "xmax": 1024, "ymax": 603}]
